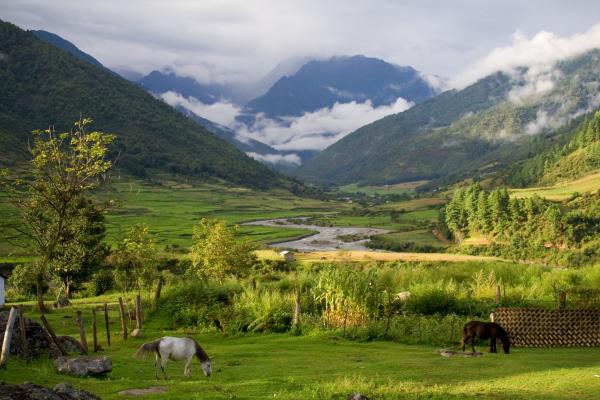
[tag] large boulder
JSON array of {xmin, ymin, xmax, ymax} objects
[
  {"xmin": 56, "ymin": 336, "xmax": 86, "ymax": 355},
  {"xmin": 0, "ymin": 382, "xmax": 100, "ymax": 400},
  {"xmin": 54, "ymin": 356, "xmax": 112, "ymax": 376},
  {"xmin": 0, "ymin": 311, "xmax": 56, "ymax": 358}
]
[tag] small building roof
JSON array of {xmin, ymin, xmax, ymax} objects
[{"xmin": 279, "ymin": 250, "xmax": 292, "ymax": 255}]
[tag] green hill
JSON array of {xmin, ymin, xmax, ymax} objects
[
  {"xmin": 298, "ymin": 50, "xmax": 600, "ymax": 187},
  {"xmin": 0, "ymin": 20, "xmax": 285, "ymax": 189}
]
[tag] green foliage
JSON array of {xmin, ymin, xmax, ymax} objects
[
  {"xmin": 87, "ymin": 268, "xmax": 114, "ymax": 296},
  {"xmin": 507, "ymin": 110, "xmax": 600, "ymax": 187},
  {"xmin": 189, "ymin": 218, "xmax": 257, "ymax": 281},
  {"xmin": 444, "ymin": 183, "xmax": 600, "ymax": 264},
  {"xmin": 1, "ymin": 117, "xmax": 114, "ymax": 308},
  {"xmin": 112, "ymin": 224, "xmax": 158, "ymax": 292}
]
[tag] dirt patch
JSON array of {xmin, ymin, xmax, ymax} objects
[{"xmin": 118, "ymin": 386, "xmax": 167, "ymax": 396}]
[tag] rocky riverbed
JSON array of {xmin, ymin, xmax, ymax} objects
[{"xmin": 244, "ymin": 218, "xmax": 389, "ymax": 251}]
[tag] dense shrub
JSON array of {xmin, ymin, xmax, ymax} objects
[{"xmin": 87, "ymin": 268, "xmax": 114, "ymax": 296}]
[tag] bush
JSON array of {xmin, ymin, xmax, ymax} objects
[
  {"xmin": 88, "ymin": 268, "xmax": 114, "ymax": 296},
  {"xmin": 7, "ymin": 264, "xmax": 44, "ymax": 297},
  {"xmin": 404, "ymin": 289, "xmax": 459, "ymax": 315}
]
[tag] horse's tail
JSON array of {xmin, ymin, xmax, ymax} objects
[{"xmin": 134, "ymin": 338, "xmax": 162, "ymax": 358}]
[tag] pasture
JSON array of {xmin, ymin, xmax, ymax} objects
[
  {"xmin": 2, "ymin": 301, "xmax": 599, "ymax": 399},
  {"xmin": 510, "ymin": 170, "xmax": 600, "ymax": 200}
]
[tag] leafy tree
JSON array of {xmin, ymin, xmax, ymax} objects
[
  {"xmin": 1, "ymin": 118, "xmax": 114, "ymax": 311},
  {"xmin": 112, "ymin": 224, "xmax": 158, "ymax": 293},
  {"xmin": 51, "ymin": 198, "xmax": 108, "ymax": 298},
  {"xmin": 189, "ymin": 218, "xmax": 257, "ymax": 281}
]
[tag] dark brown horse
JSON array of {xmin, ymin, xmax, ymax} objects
[{"xmin": 461, "ymin": 321, "xmax": 510, "ymax": 354}]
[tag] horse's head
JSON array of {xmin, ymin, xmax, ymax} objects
[{"xmin": 201, "ymin": 360, "xmax": 212, "ymax": 377}]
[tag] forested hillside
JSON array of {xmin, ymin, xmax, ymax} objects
[
  {"xmin": 300, "ymin": 50, "xmax": 600, "ymax": 187},
  {"xmin": 0, "ymin": 20, "xmax": 286, "ymax": 189},
  {"xmin": 507, "ymin": 111, "xmax": 600, "ymax": 187}
]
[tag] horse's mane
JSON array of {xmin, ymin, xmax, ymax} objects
[{"xmin": 188, "ymin": 337, "xmax": 210, "ymax": 362}]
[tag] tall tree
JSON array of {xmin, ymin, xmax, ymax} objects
[
  {"xmin": 189, "ymin": 218, "xmax": 257, "ymax": 281},
  {"xmin": 1, "ymin": 118, "xmax": 114, "ymax": 311}
]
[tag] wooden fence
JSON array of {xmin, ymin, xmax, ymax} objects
[{"xmin": 494, "ymin": 307, "xmax": 600, "ymax": 347}]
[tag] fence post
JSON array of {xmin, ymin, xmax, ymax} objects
[
  {"xmin": 495, "ymin": 285, "xmax": 501, "ymax": 305},
  {"xmin": 135, "ymin": 294, "xmax": 143, "ymax": 331},
  {"xmin": 104, "ymin": 303, "xmax": 111, "ymax": 348},
  {"xmin": 293, "ymin": 289, "xmax": 301, "ymax": 326},
  {"xmin": 76, "ymin": 311, "xmax": 88, "ymax": 354},
  {"xmin": 557, "ymin": 291, "xmax": 567, "ymax": 310},
  {"xmin": 0, "ymin": 307, "xmax": 18, "ymax": 368},
  {"xmin": 17, "ymin": 307, "xmax": 29, "ymax": 363},
  {"xmin": 91, "ymin": 308, "xmax": 98, "ymax": 352},
  {"xmin": 118, "ymin": 297, "xmax": 128, "ymax": 340}
]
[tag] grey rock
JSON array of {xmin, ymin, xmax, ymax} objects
[
  {"xmin": 54, "ymin": 383, "xmax": 100, "ymax": 400},
  {"xmin": 53, "ymin": 298, "xmax": 71, "ymax": 309},
  {"xmin": 0, "ymin": 311, "xmax": 54, "ymax": 359},
  {"xmin": 347, "ymin": 394, "xmax": 369, "ymax": 400},
  {"xmin": 56, "ymin": 336, "xmax": 86, "ymax": 355},
  {"xmin": 130, "ymin": 329, "xmax": 141, "ymax": 338},
  {"xmin": 0, "ymin": 382, "xmax": 100, "ymax": 399},
  {"xmin": 54, "ymin": 356, "xmax": 112, "ymax": 376}
]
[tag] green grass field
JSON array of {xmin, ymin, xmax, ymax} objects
[
  {"xmin": 3, "ymin": 299, "xmax": 599, "ymax": 399},
  {"xmin": 510, "ymin": 170, "xmax": 600, "ymax": 200},
  {"xmin": 337, "ymin": 181, "xmax": 428, "ymax": 196}
]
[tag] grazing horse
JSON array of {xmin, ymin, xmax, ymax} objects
[
  {"xmin": 461, "ymin": 321, "xmax": 510, "ymax": 354},
  {"xmin": 135, "ymin": 336, "xmax": 212, "ymax": 379}
]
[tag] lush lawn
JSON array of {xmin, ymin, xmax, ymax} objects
[
  {"xmin": 372, "ymin": 229, "xmax": 448, "ymax": 248},
  {"xmin": 337, "ymin": 180, "xmax": 428, "ymax": 196},
  {"xmin": 2, "ymin": 301, "xmax": 599, "ymax": 399}
]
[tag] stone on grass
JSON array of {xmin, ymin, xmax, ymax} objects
[
  {"xmin": 347, "ymin": 394, "xmax": 369, "ymax": 400},
  {"xmin": 57, "ymin": 336, "xmax": 87, "ymax": 354},
  {"xmin": 54, "ymin": 356, "xmax": 112, "ymax": 376},
  {"xmin": 0, "ymin": 311, "xmax": 56, "ymax": 359},
  {"xmin": 0, "ymin": 382, "xmax": 99, "ymax": 400},
  {"xmin": 54, "ymin": 383, "xmax": 101, "ymax": 400}
]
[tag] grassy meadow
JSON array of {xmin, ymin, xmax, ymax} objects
[
  {"xmin": 509, "ymin": 170, "xmax": 600, "ymax": 200},
  {"xmin": 3, "ymin": 296, "xmax": 600, "ymax": 400}
]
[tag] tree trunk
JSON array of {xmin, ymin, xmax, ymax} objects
[
  {"xmin": 65, "ymin": 281, "xmax": 72, "ymax": 299},
  {"xmin": 36, "ymin": 274, "xmax": 47, "ymax": 313}
]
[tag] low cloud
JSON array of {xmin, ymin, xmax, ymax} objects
[
  {"xmin": 451, "ymin": 23, "xmax": 600, "ymax": 89},
  {"xmin": 236, "ymin": 97, "xmax": 413, "ymax": 152},
  {"xmin": 160, "ymin": 91, "xmax": 241, "ymax": 126},
  {"xmin": 507, "ymin": 68, "xmax": 562, "ymax": 103},
  {"xmin": 246, "ymin": 152, "xmax": 302, "ymax": 165},
  {"xmin": 524, "ymin": 110, "xmax": 565, "ymax": 135}
]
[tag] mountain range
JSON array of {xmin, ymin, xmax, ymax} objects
[
  {"xmin": 0, "ymin": 20, "xmax": 287, "ymax": 189},
  {"xmin": 298, "ymin": 49, "xmax": 600, "ymax": 187},
  {"xmin": 8, "ymin": 21, "xmax": 600, "ymax": 192}
]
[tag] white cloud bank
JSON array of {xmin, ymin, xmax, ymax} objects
[
  {"xmin": 160, "ymin": 91, "xmax": 241, "ymax": 127},
  {"xmin": 451, "ymin": 23, "xmax": 600, "ymax": 89},
  {"xmin": 245, "ymin": 152, "xmax": 302, "ymax": 165},
  {"xmin": 236, "ymin": 97, "xmax": 413, "ymax": 152}
]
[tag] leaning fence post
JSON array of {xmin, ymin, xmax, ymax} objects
[
  {"xmin": 104, "ymin": 303, "xmax": 111, "ymax": 348},
  {"xmin": 40, "ymin": 315, "xmax": 67, "ymax": 356},
  {"xmin": 118, "ymin": 297, "xmax": 128, "ymax": 340},
  {"xmin": 154, "ymin": 277, "xmax": 164, "ymax": 304},
  {"xmin": 0, "ymin": 307, "xmax": 18, "ymax": 368},
  {"xmin": 76, "ymin": 311, "xmax": 89, "ymax": 354}
]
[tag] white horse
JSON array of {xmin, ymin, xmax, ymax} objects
[{"xmin": 135, "ymin": 336, "xmax": 212, "ymax": 379}]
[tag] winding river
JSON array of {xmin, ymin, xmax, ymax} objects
[{"xmin": 243, "ymin": 217, "xmax": 390, "ymax": 251}]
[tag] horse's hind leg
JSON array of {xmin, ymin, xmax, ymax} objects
[
  {"xmin": 490, "ymin": 337, "xmax": 497, "ymax": 353},
  {"xmin": 461, "ymin": 333, "xmax": 469, "ymax": 352},
  {"xmin": 471, "ymin": 336, "xmax": 477, "ymax": 353}
]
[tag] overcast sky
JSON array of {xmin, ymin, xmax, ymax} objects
[{"xmin": 3, "ymin": 0, "xmax": 600, "ymax": 85}]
